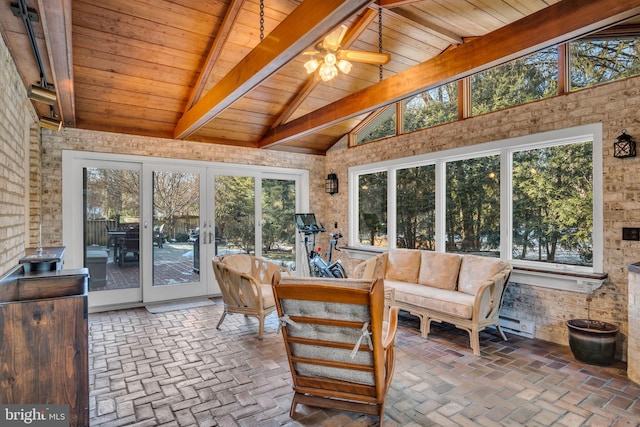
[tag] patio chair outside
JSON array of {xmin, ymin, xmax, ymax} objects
[{"xmin": 272, "ymin": 273, "xmax": 399, "ymax": 424}]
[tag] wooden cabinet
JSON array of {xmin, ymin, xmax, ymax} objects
[{"xmin": 0, "ymin": 266, "xmax": 89, "ymax": 427}]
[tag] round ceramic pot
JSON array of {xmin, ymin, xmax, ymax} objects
[{"xmin": 566, "ymin": 319, "xmax": 619, "ymax": 366}]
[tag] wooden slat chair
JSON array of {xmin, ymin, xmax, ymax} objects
[
  {"xmin": 212, "ymin": 255, "xmax": 290, "ymax": 339},
  {"xmin": 272, "ymin": 273, "xmax": 399, "ymax": 424}
]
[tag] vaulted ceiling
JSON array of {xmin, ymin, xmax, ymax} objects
[{"xmin": 2, "ymin": 0, "xmax": 640, "ymax": 155}]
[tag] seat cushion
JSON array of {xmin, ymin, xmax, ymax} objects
[
  {"xmin": 386, "ymin": 280, "xmax": 475, "ymax": 319},
  {"xmin": 418, "ymin": 252, "xmax": 462, "ymax": 290},
  {"xmin": 258, "ymin": 283, "xmax": 275, "ymax": 308},
  {"xmin": 385, "ymin": 249, "xmax": 421, "ymax": 283},
  {"xmin": 457, "ymin": 255, "xmax": 507, "ymax": 296}
]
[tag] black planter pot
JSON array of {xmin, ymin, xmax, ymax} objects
[{"xmin": 566, "ymin": 319, "xmax": 619, "ymax": 366}]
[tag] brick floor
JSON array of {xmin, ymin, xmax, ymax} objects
[{"xmin": 89, "ymin": 303, "xmax": 640, "ymax": 426}]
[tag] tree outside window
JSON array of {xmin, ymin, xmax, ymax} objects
[
  {"xmin": 472, "ymin": 47, "xmax": 558, "ymax": 116},
  {"xmin": 396, "ymin": 165, "xmax": 435, "ymax": 250},
  {"xmin": 402, "ymin": 82, "xmax": 458, "ymax": 133},
  {"xmin": 570, "ymin": 37, "xmax": 640, "ymax": 90},
  {"xmin": 512, "ymin": 141, "xmax": 593, "ymax": 266},
  {"xmin": 358, "ymin": 172, "xmax": 387, "ymax": 246},
  {"xmin": 445, "ymin": 155, "xmax": 501, "ymax": 255}
]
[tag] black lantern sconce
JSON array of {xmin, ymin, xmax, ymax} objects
[
  {"xmin": 325, "ymin": 172, "xmax": 339, "ymax": 195},
  {"xmin": 614, "ymin": 130, "xmax": 636, "ymax": 159}
]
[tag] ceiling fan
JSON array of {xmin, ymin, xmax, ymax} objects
[{"xmin": 302, "ymin": 24, "xmax": 391, "ymax": 81}]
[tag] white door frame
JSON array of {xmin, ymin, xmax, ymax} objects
[{"xmin": 62, "ymin": 150, "xmax": 309, "ymax": 310}]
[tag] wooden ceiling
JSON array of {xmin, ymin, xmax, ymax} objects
[{"xmin": 2, "ymin": 0, "xmax": 640, "ymax": 155}]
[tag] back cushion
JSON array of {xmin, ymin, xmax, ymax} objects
[
  {"xmin": 418, "ymin": 252, "xmax": 462, "ymax": 290},
  {"xmin": 458, "ymin": 255, "xmax": 507, "ymax": 295},
  {"xmin": 386, "ymin": 249, "xmax": 421, "ymax": 283}
]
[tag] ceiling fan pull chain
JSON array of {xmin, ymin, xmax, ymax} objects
[
  {"xmin": 260, "ymin": 0, "xmax": 265, "ymax": 41},
  {"xmin": 378, "ymin": 7, "xmax": 383, "ymax": 82}
]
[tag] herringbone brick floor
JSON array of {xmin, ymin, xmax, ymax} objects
[{"xmin": 89, "ymin": 301, "xmax": 640, "ymax": 426}]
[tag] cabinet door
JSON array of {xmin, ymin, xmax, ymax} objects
[{"xmin": 0, "ymin": 294, "xmax": 88, "ymax": 427}]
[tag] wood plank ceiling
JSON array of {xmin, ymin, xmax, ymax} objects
[{"xmin": 2, "ymin": 0, "xmax": 640, "ymax": 155}]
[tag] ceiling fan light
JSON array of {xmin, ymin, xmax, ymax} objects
[
  {"xmin": 324, "ymin": 53, "xmax": 337, "ymax": 66},
  {"xmin": 337, "ymin": 59, "xmax": 352, "ymax": 74},
  {"xmin": 319, "ymin": 63, "xmax": 338, "ymax": 81},
  {"xmin": 304, "ymin": 59, "xmax": 319, "ymax": 74}
]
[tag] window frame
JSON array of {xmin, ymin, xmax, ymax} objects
[{"xmin": 348, "ymin": 124, "xmax": 603, "ymax": 289}]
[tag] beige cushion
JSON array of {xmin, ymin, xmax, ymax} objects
[
  {"xmin": 418, "ymin": 252, "xmax": 462, "ymax": 290},
  {"xmin": 361, "ymin": 253, "xmax": 388, "ymax": 279},
  {"xmin": 386, "ymin": 280, "xmax": 474, "ymax": 319},
  {"xmin": 258, "ymin": 283, "xmax": 275, "ymax": 308},
  {"xmin": 385, "ymin": 249, "xmax": 421, "ymax": 283},
  {"xmin": 457, "ymin": 255, "xmax": 507, "ymax": 295}
]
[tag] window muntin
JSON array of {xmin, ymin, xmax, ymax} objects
[
  {"xmin": 350, "ymin": 125, "xmax": 601, "ymax": 274},
  {"xmin": 512, "ymin": 141, "xmax": 593, "ymax": 266},
  {"xmin": 402, "ymin": 82, "xmax": 458, "ymax": 133},
  {"xmin": 471, "ymin": 47, "xmax": 558, "ymax": 116},
  {"xmin": 396, "ymin": 165, "xmax": 436, "ymax": 250},
  {"xmin": 355, "ymin": 106, "xmax": 396, "ymax": 145},
  {"xmin": 445, "ymin": 155, "xmax": 500, "ymax": 255},
  {"xmin": 357, "ymin": 171, "xmax": 387, "ymax": 246},
  {"xmin": 570, "ymin": 37, "xmax": 640, "ymax": 90}
]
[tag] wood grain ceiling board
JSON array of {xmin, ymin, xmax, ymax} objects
[{"xmin": 3, "ymin": 0, "xmax": 639, "ymax": 155}]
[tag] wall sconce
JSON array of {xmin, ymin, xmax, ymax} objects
[
  {"xmin": 614, "ymin": 130, "xmax": 636, "ymax": 159},
  {"xmin": 325, "ymin": 172, "xmax": 338, "ymax": 195},
  {"xmin": 28, "ymin": 84, "xmax": 57, "ymax": 105}
]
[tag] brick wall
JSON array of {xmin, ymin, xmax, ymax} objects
[
  {"xmin": 0, "ymin": 34, "xmax": 38, "ymax": 276},
  {"xmin": 326, "ymin": 77, "xmax": 640, "ymax": 356}
]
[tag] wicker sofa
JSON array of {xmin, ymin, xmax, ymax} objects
[{"xmin": 354, "ymin": 249, "xmax": 512, "ymax": 356}]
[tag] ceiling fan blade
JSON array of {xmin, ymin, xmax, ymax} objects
[
  {"xmin": 322, "ymin": 25, "xmax": 348, "ymax": 51},
  {"xmin": 337, "ymin": 50, "xmax": 391, "ymax": 65}
]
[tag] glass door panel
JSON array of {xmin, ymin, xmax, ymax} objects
[
  {"xmin": 214, "ymin": 175, "xmax": 256, "ymax": 256},
  {"xmin": 143, "ymin": 166, "xmax": 206, "ymax": 303},
  {"xmin": 152, "ymin": 171, "xmax": 201, "ymax": 287},
  {"xmin": 261, "ymin": 178, "xmax": 296, "ymax": 270},
  {"xmin": 83, "ymin": 167, "xmax": 141, "ymax": 292}
]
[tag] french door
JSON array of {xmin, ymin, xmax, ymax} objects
[{"xmin": 62, "ymin": 151, "xmax": 308, "ymax": 310}]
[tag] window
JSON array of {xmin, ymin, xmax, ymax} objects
[
  {"xmin": 570, "ymin": 37, "xmax": 640, "ymax": 90},
  {"xmin": 354, "ymin": 106, "xmax": 396, "ymax": 145},
  {"xmin": 349, "ymin": 124, "xmax": 602, "ymax": 277},
  {"xmin": 512, "ymin": 141, "xmax": 593, "ymax": 266},
  {"xmin": 445, "ymin": 155, "xmax": 500, "ymax": 255},
  {"xmin": 357, "ymin": 171, "xmax": 387, "ymax": 246},
  {"xmin": 402, "ymin": 82, "xmax": 458, "ymax": 133},
  {"xmin": 472, "ymin": 47, "xmax": 558, "ymax": 115},
  {"xmin": 396, "ymin": 165, "xmax": 436, "ymax": 250}
]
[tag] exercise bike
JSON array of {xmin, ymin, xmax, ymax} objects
[{"xmin": 295, "ymin": 213, "xmax": 347, "ymax": 278}]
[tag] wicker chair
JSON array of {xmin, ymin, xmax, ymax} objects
[
  {"xmin": 212, "ymin": 254, "xmax": 290, "ymax": 339},
  {"xmin": 272, "ymin": 273, "xmax": 399, "ymax": 424}
]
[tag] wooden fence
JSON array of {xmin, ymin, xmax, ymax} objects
[{"xmin": 85, "ymin": 219, "xmax": 198, "ymax": 246}]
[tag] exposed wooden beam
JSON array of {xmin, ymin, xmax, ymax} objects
[
  {"xmin": 259, "ymin": 0, "xmax": 640, "ymax": 148},
  {"xmin": 173, "ymin": 0, "xmax": 374, "ymax": 140},
  {"xmin": 377, "ymin": 0, "xmax": 423, "ymax": 7},
  {"xmin": 184, "ymin": 0, "xmax": 246, "ymax": 111},
  {"xmin": 270, "ymin": 7, "xmax": 378, "ymax": 129},
  {"xmin": 37, "ymin": 0, "xmax": 75, "ymax": 127},
  {"xmin": 383, "ymin": 7, "xmax": 463, "ymax": 46}
]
